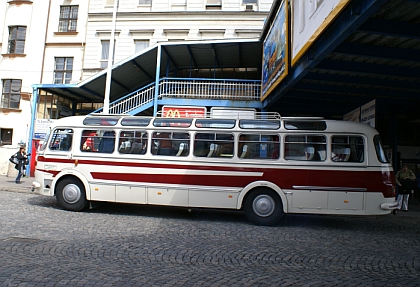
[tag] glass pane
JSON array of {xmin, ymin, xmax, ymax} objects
[
  {"xmin": 121, "ymin": 117, "xmax": 151, "ymax": 126},
  {"xmin": 195, "ymin": 119, "xmax": 235, "ymax": 129},
  {"xmin": 284, "ymin": 121, "xmax": 327, "ymax": 130},
  {"xmin": 69, "ymin": 20, "xmax": 77, "ymax": 31},
  {"xmin": 135, "ymin": 40, "xmax": 149, "ymax": 53},
  {"xmin": 1, "ymin": 95, "xmax": 10, "ymax": 108},
  {"xmin": 58, "ymin": 20, "xmax": 67, "ymax": 32},
  {"xmin": 101, "ymin": 41, "xmax": 110, "ymax": 60},
  {"xmin": 83, "ymin": 117, "xmax": 119, "ymax": 126},
  {"xmin": 54, "ymin": 72, "xmax": 64, "ymax": 84},
  {"xmin": 66, "ymin": 58, "xmax": 73, "ymax": 69},
  {"xmin": 11, "ymin": 80, "xmax": 21, "ymax": 92},
  {"xmin": 70, "ymin": 6, "xmax": 78, "ymax": 18},
  {"xmin": 64, "ymin": 72, "xmax": 72, "ymax": 84},
  {"xmin": 16, "ymin": 27, "xmax": 26, "ymax": 40},
  {"xmin": 285, "ymin": 135, "xmax": 305, "ymax": 142},
  {"xmin": 153, "ymin": 118, "xmax": 192, "ymax": 127},
  {"xmin": 15, "ymin": 40, "xmax": 25, "ymax": 53},
  {"xmin": 8, "ymin": 41, "xmax": 15, "ymax": 53},
  {"xmin": 55, "ymin": 58, "xmax": 65, "ymax": 70},
  {"xmin": 60, "ymin": 6, "xmax": 70, "ymax": 18},
  {"xmin": 2, "ymin": 80, "xmax": 11, "ymax": 93},
  {"xmin": 239, "ymin": 120, "xmax": 280, "ymax": 129}
]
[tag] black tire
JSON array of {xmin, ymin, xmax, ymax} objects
[
  {"xmin": 243, "ymin": 188, "xmax": 283, "ymax": 226},
  {"xmin": 56, "ymin": 178, "xmax": 87, "ymax": 211}
]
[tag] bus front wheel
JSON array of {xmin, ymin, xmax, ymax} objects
[
  {"xmin": 56, "ymin": 178, "xmax": 87, "ymax": 211},
  {"xmin": 243, "ymin": 188, "xmax": 283, "ymax": 226}
]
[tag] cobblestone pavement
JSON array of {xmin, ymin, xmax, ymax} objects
[{"xmin": 0, "ymin": 190, "xmax": 419, "ymax": 287}]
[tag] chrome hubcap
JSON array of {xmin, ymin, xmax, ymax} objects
[
  {"xmin": 62, "ymin": 184, "xmax": 81, "ymax": 204},
  {"xmin": 253, "ymin": 194, "xmax": 275, "ymax": 217}
]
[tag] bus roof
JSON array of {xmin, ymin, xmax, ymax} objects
[{"xmin": 50, "ymin": 115, "xmax": 378, "ymax": 135}]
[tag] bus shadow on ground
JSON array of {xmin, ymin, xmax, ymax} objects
[
  {"xmin": 27, "ymin": 195, "xmax": 405, "ymax": 229},
  {"xmin": 27, "ymin": 195, "xmax": 249, "ymax": 224}
]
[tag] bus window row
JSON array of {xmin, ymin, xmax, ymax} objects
[{"xmin": 47, "ymin": 128, "xmax": 365, "ymax": 163}]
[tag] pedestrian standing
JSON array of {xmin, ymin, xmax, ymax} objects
[
  {"xmin": 15, "ymin": 146, "xmax": 29, "ymax": 184},
  {"xmin": 395, "ymin": 164, "xmax": 416, "ymax": 211}
]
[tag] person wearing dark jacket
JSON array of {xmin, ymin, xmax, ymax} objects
[
  {"xmin": 15, "ymin": 147, "xmax": 29, "ymax": 184},
  {"xmin": 395, "ymin": 164, "xmax": 416, "ymax": 211}
]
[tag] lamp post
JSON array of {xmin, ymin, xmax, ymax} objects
[{"xmin": 103, "ymin": 0, "xmax": 118, "ymax": 114}]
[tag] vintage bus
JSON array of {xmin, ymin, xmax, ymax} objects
[{"xmin": 32, "ymin": 113, "xmax": 398, "ymax": 226}]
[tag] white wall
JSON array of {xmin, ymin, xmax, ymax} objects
[{"xmin": 82, "ymin": 0, "xmax": 271, "ymax": 73}]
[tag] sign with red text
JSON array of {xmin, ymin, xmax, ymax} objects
[{"xmin": 162, "ymin": 106, "xmax": 206, "ymax": 118}]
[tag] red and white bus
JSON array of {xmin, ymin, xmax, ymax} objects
[{"xmin": 32, "ymin": 113, "xmax": 398, "ymax": 225}]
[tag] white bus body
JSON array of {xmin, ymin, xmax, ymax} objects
[{"xmin": 32, "ymin": 114, "xmax": 398, "ymax": 225}]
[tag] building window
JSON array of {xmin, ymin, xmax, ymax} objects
[
  {"xmin": 0, "ymin": 128, "xmax": 13, "ymax": 146},
  {"xmin": 206, "ymin": 0, "xmax": 221, "ymax": 7},
  {"xmin": 1, "ymin": 79, "xmax": 22, "ymax": 109},
  {"xmin": 134, "ymin": 40, "xmax": 149, "ymax": 53},
  {"xmin": 59, "ymin": 6, "xmax": 78, "ymax": 32},
  {"xmin": 100, "ymin": 40, "xmax": 115, "ymax": 69},
  {"xmin": 139, "ymin": 0, "xmax": 152, "ymax": 4},
  {"xmin": 243, "ymin": 0, "xmax": 257, "ymax": 3},
  {"xmin": 54, "ymin": 57, "xmax": 73, "ymax": 84},
  {"xmin": 8, "ymin": 26, "xmax": 26, "ymax": 54}
]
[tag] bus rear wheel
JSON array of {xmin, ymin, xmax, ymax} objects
[
  {"xmin": 243, "ymin": 188, "xmax": 283, "ymax": 226},
  {"xmin": 56, "ymin": 178, "xmax": 87, "ymax": 211}
]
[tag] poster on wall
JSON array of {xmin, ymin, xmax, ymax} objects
[
  {"xmin": 33, "ymin": 119, "xmax": 56, "ymax": 140},
  {"xmin": 343, "ymin": 108, "xmax": 360, "ymax": 122},
  {"xmin": 360, "ymin": 99, "xmax": 376, "ymax": 128},
  {"xmin": 261, "ymin": 0, "xmax": 288, "ymax": 101},
  {"xmin": 291, "ymin": 0, "xmax": 350, "ymax": 66}
]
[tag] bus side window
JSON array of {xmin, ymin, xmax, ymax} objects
[
  {"xmin": 81, "ymin": 130, "xmax": 97, "ymax": 152},
  {"xmin": 239, "ymin": 134, "xmax": 280, "ymax": 160},
  {"xmin": 119, "ymin": 130, "xmax": 147, "ymax": 155},
  {"xmin": 49, "ymin": 128, "xmax": 73, "ymax": 151},
  {"xmin": 331, "ymin": 136, "xmax": 364, "ymax": 163},
  {"xmin": 98, "ymin": 131, "xmax": 115, "ymax": 153}
]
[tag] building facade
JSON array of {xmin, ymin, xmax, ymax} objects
[{"xmin": 0, "ymin": 0, "xmax": 272, "ymax": 175}]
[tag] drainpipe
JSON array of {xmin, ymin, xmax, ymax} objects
[
  {"xmin": 153, "ymin": 44, "xmax": 162, "ymax": 116},
  {"xmin": 80, "ymin": 0, "xmax": 91, "ymax": 81},
  {"xmin": 40, "ymin": 0, "xmax": 52, "ymax": 83},
  {"xmin": 103, "ymin": 0, "xmax": 118, "ymax": 114}
]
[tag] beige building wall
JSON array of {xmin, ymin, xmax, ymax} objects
[{"xmin": 82, "ymin": 0, "xmax": 272, "ymax": 79}]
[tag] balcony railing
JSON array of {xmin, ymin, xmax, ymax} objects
[{"xmin": 94, "ymin": 78, "xmax": 261, "ymax": 114}]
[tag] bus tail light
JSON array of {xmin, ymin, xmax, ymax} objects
[{"xmin": 392, "ymin": 186, "xmax": 396, "ymax": 197}]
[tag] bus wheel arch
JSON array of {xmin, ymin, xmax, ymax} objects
[
  {"xmin": 238, "ymin": 181, "xmax": 287, "ymax": 212},
  {"xmin": 242, "ymin": 187, "xmax": 284, "ymax": 226},
  {"xmin": 55, "ymin": 175, "xmax": 88, "ymax": 211}
]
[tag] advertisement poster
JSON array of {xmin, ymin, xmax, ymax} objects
[
  {"xmin": 162, "ymin": 106, "xmax": 206, "ymax": 118},
  {"xmin": 343, "ymin": 108, "xmax": 360, "ymax": 122},
  {"xmin": 33, "ymin": 119, "xmax": 55, "ymax": 140},
  {"xmin": 261, "ymin": 0, "xmax": 288, "ymax": 101},
  {"xmin": 291, "ymin": 0, "xmax": 350, "ymax": 66},
  {"xmin": 360, "ymin": 99, "xmax": 376, "ymax": 128}
]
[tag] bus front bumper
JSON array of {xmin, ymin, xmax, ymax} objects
[{"xmin": 380, "ymin": 200, "xmax": 399, "ymax": 210}]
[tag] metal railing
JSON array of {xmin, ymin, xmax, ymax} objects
[
  {"xmin": 93, "ymin": 78, "xmax": 261, "ymax": 114},
  {"xmin": 159, "ymin": 78, "xmax": 261, "ymax": 100}
]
